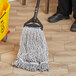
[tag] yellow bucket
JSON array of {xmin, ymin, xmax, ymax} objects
[{"xmin": 0, "ymin": 3, "xmax": 10, "ymax": 41}]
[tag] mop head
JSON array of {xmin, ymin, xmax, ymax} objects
[{"xmin": 13, "ymin": 26, "xmax": 49, "ymax": 72}]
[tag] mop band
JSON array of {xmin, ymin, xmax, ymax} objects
[
  {"xmin": 20, "ymin": 58, "xmax": 49, "ymax": 65},
  {"xmin": 24, "ymin": 26, "xmax": 41, "ymax": 30}
]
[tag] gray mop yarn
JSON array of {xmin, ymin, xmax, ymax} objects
[{"xmin": 13, "ymin": 26, "xmax": 49, "ymax": 72}]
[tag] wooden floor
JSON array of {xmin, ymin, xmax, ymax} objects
[{"xmin": 0, "ymin": 1, "xmax": 76, "ymax": 76}]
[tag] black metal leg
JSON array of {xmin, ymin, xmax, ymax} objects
[
  {"xmin": 22, "ymin": 0, "xmax": 26, "ymax": 5},
  {"xmin": 46, "ymin": 0, "xmax": 49, "ymax": 14}
]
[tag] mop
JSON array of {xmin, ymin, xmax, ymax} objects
[{"xmin": 13, "ymin": 0, "xmax": 49, "ymax": 72}]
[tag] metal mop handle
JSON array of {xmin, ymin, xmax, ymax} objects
[
  {"xmin": 33, "ymin": 0, "xmax": 40, "ymax": 20},
  {"xmin": 24, "ymin": 0, "xmax": 43, "ymax": 30}
]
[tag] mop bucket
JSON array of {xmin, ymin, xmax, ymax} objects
[{"xmin": 0, "ymin": 3, "xmax": 10, "ymax": 42}]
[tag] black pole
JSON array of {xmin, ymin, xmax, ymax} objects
[{"xmin": 33, "ymin": 0, "xmax": 40, "ymax": 20}]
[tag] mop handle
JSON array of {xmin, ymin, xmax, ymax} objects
[{"xmin": 33, "ymin": 0, "xmax": 40, "ymax": 20}]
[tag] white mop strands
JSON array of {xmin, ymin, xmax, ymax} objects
[{"xmin": 13, "ymin": 27, "xmax": 49, "ymax": 71}]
